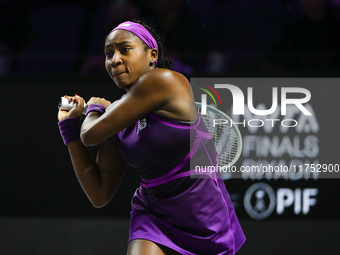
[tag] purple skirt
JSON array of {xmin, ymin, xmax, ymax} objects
[{"xmin": 128, "ymin": 177, "xmax": 246, "ymax": 255}]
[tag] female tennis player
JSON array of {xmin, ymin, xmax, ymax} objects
[{"xmin": 58, "ymin": 20, "xmax": 245, "ymax": 255}]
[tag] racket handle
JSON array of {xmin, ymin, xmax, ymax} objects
[{"xmin": 58, "ymin": 97, "xmax": 87, "ymax": 114}]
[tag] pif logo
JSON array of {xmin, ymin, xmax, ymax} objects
[
  {"xmin": 243, "ymin": 182, "xmax": 318, "ymax": 220},
  {"xmin": 197, "ymin": 84, "xmax": 312, "ymax": 116}
]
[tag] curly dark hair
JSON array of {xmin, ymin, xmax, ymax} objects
[{"xmin": 132, "ymin": 19, "xmax": 172, "ymax": 69}]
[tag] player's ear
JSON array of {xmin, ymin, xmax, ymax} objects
[{"xmin": 150, "ymin": 48, "xmax": 158, "ymax": 63}]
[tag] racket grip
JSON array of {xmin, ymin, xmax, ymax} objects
[{"xmin": 58, "ymin": 97, "xmax": 87, "ymax": 114}]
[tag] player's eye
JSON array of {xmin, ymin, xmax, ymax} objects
[
  {"xmin": 105, "ymin": 51, "xmax": 113, "ymax": 57},
  {"xmin": 122, "ymin": 47, "xmax": 131, "ymax": 53}
]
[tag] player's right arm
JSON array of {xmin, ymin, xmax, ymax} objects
[
  {"xmin": 67, "ymin": 137, "xmax": 126, "ymax": 208},
  {"xmin": 58, "ymin": 95, "xmax": 126, "ymax": 208}
]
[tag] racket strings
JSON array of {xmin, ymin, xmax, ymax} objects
[{"xmin": 198, "ymin": 107, "xmax": 239, "ymax": 166}]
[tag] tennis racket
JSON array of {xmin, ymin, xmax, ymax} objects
[{"xmin": 195, "ymin": 102, "xmax": 242, "ymax": 169}]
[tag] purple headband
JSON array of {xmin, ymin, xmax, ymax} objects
[{"xmin": 111, "ymin": 21, "xmax": 158, "ymax": 62}]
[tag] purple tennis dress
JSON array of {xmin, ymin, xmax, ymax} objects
[{"xmin": 113, "ymin": 111, "xmax": 245, "ymax": 255}]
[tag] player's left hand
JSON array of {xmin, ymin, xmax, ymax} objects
[{"xmin": 87, "ymin": 97, "xmax": 112, "ymax": 109}]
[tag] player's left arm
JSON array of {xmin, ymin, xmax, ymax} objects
[{"xmin": 80, "ymin": 69, "xmax": 189, "ymax": 146}]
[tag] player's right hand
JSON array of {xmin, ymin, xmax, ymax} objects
[{"xmin": 58, "ymin": 95, "xmax": 85, "ymax": 122}]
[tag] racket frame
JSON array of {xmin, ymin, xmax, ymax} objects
[{"xmin": 195, "ymin": 102, "xmax": 243, "ymax": 168}]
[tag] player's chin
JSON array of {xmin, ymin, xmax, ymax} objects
[{"xmin": 113, "ymin": 78, "xmax": 132, "ymax": 90}]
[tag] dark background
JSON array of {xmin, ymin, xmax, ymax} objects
[{"xmin": 0, "ymin": 0, "xmax": 339, "ymax": 254}]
